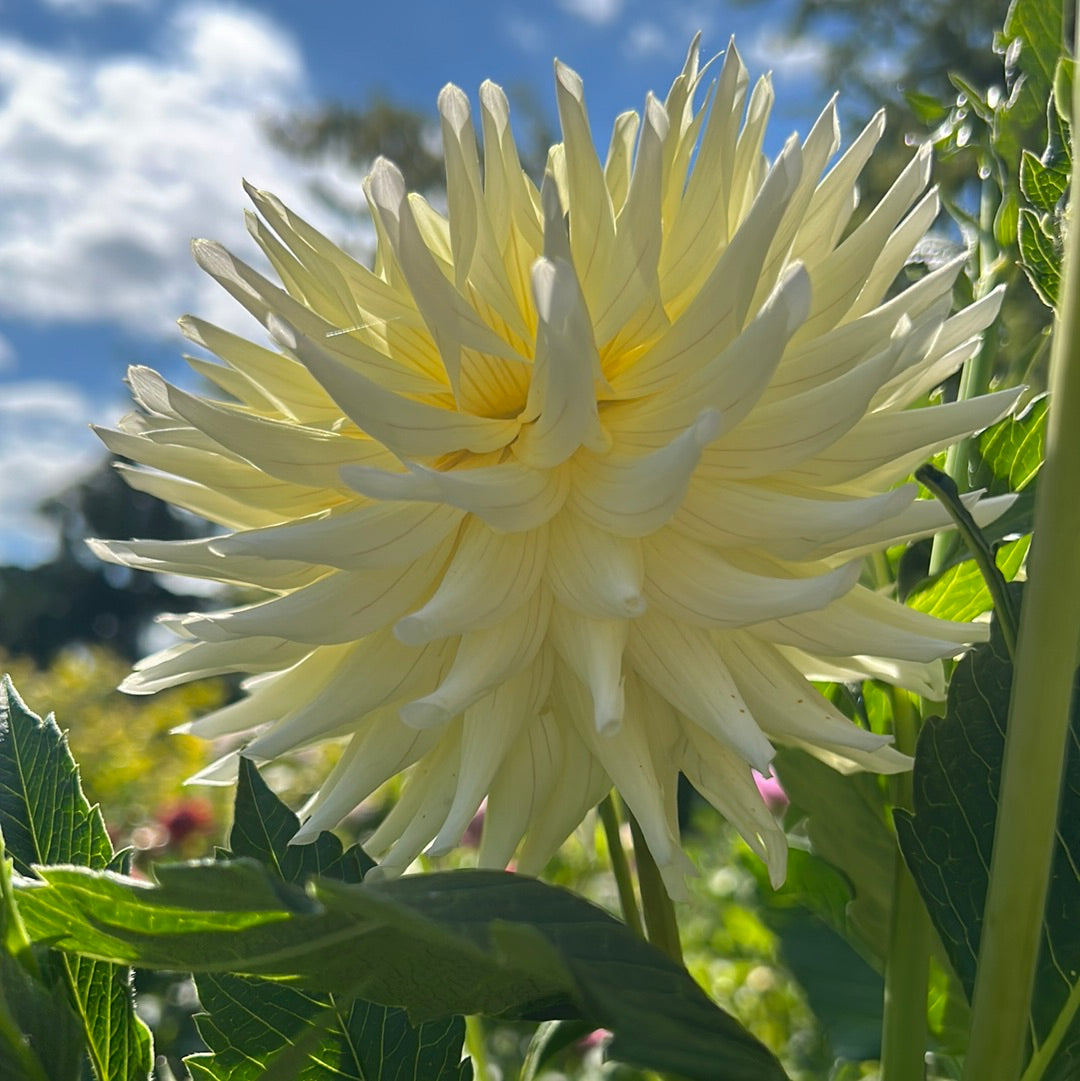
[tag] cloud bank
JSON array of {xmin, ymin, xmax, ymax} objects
[{"xmin": 0, "ymin": 3, "xmax": 354, "ymax": 341}]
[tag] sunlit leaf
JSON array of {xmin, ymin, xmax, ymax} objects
[
  {"xmin": 1019, "ymin": 208, "xmax": 1063, "ymax": 308},
  {"xmin": 907, "ymin": 534, "xmax": 1030, "ymax": 623},
  {"xmin": 185, "ymin": 759, "xmax": 464, "ymax": 1081},
  {"xmin": 972, "ymin": 394, "xmax": 1048, "ymax": 495},
  {"xmin": 15, "ymin": 862, "xmax": 790, "ymax": 1081},
  {"xmin": 0, "ymin": 676, "xmax": 152, "ymax": 1081}
]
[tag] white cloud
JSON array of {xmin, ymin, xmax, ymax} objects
[
  {"xmin": 0, "ymin": 2, "xmax": 364, "ymax": 342},
  {"xmin": 623, "ymin": 22, "xmax": 669, "ymax": 59},
  {"xmin": 745, "ymin": 29, "xmax": 829, "ymax": 81},
  {"xmin": 503, "ymin": 14, "xmax": 547, "ymax": 54},
  {"xmin": 0, "ymin": 380, "xmax": 113, "ymax": 564},
  {"xmin": 39, "ymin": 0, "xmax": 152, "ymax": 12},
  {"xmin": 557, "ymin": 0, "xmax": 622, "ymax": 26}
]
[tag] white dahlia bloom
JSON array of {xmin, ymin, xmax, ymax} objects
[{"xmin": 93, "ymin": 39, "xmax": 1019, "ymax": 895}]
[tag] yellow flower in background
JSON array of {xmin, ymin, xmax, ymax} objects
[{"xmin": 92, "ymin": 38, "xmax": 1019, "ymax": 896}]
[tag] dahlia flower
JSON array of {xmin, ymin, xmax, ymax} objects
[{"xmin": 93, "ymin": 38, "xmax": 1019, "ymax": 896}]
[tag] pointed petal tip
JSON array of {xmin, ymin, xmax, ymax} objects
[
  {"xmin": 118, "ymin": 673, "xmax": 154, "ymax": 695},
  {"xmin": 393, "ymin": 614, "xmax": 437, "ymax": 647},
  {"xmin": 400, "ymin": 699, "xmax": 454, "ymax": 730},
  {"xmin": 288, "ymin": 822, "xmax": 321, "ymax": 845},
  {"xmin": 438, "ymin": 83, "xmax": 471, "ymax": 126}
]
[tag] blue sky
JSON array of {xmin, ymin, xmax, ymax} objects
[{"xmin": 0, "ymin": 0, "xmax": 834, "ymax": 564}]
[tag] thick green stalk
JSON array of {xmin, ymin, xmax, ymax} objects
[
  {"xmin": 628, "ymin": 814, "xmax": 683, "ymax": 965},
  {"xmin": 962, "ymin": 10, "xmax": 1080, "ymax": 1075},
  {"xmin": 597, "ymin": 792, "xmax": 645, "ymax": 938},
  {"xmin": 929, "ymin": 174, "xmax": 1000, "ymax": 576},
  {"xmin": 880, "ymin": 691, "xmax": 932, "ymax": 1081}
]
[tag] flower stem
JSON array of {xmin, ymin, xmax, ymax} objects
[
  {"xmin": 929, "ymin": 173, "xmax": 1000, "ymax": 577},
  {"xmin": 598, "ymin": 792, "xmax": 645, "ymax": 939},
  {"xmin": 880, "ymin": 690, "xmax": 931, "ymax": 1081},
  {"xmin": 464, "ymin": 1015, "xmax": 493, "ymax": 1081},
  {"xmin": 963, "ymin": 8, "xmax": 1080, "ymax": 1075},
  {"xmin": 915, "ymin": 462, "xmax": 1019, "ymax": 659},
  {"xmin": 628, "ymin": 813, "xmax": 683, "ymax": 965}
]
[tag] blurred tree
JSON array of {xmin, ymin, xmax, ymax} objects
[
  {"xmin": 266, "ymin": 84, "xmax": 555, "ymax": 210},
  {"xmin": 784, "ymin": 0, "xmax": 1007, "ymax": 112},
  {"xmin": 759, "ymin": 0, "xmax": 1057, "ymax": 398},
  {"xmin": 0, "ymin": 461, "xmax": 209, "ymax": 664}
]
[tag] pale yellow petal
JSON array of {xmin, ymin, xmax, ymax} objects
[
  {"xmin": 394, "ymin": 518, "xmax": 547, "ymax": 644},
  {"xmin": 546, "ymin": 513, "xmax": 646, "ymax": 619},
  {"xmin": 211, "ymin": 501, "xmax": 465, "ymax": 571},
  {"xmin": 400, "ymin": 587, "xmax": 551, "ymax": 728},
  {"xmin": 628, "ymin": 612, "xmax": 775, "ymax": 772}
]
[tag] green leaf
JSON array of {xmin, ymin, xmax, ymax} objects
[
  {"xmin": 0, "ymin": 676, "xmax": 152, "ymax": 1081},
  {"xmin": 995, "ymin": 0, "xmax": 1065, "ymax": 178},
  {"xmin": 772, "ymin": 749, "xmax": 895, "ymax": 968},
  {"xmin": 228, "ymin": 757, "xmax": 374, "ymax": 885},
  {"xmin": 0, "ymin": 948, "xmax": 85, "ymax": 1081},
  {"xmin": 0, "ymin": 676, "xmax": 112, "ymax": 877},
  {"xmin": 1019, "ymin": 207, "xmax": 1063, "ymax": 308},
  {"xmin": 895, "ymin": 613, "xmax": 1080, "ymax": 1081},
  {"xmin": 742, "ymin": 846, "xmax": 884, "ymax": 1061},
  {"xmin": 185, "ymin": 975, "xmax": 471, "ymax": 1081},
  {"xmin": 1003, "ymin": 0, "xmax": 1064, "ymax": 98},
  {"xmin": 971, "ymin": 394, "xmax": 1048, "ymax": 495},
  {"xmin": 904, "ymin": 90, "xmax": 949, "ymax": 125},
  {"xmin": 186, "ymin": 759, "xmax": 464, "ymax": 1081},
  {"xmin": 1021, "ymin": 149, "xmax": 1069, "ymax": 214},
  {"xmin": 0, "ymin": 840, "xmax": 84, "ymax": 1081},
  {"xmin": 907, "ymin": 535, "xmax": 1030, "ymax": 623},
  {"xmin": 1054, "ymin": 57, "xmax": 1075, "ymax": 125},
  {"xmin": 15, "ymin": 863, "xmax": 790, "ymax": 1081}
]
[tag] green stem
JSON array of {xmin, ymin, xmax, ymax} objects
[
  {"xmin": 628, "ymin": 814, "xmax": 683, "ymax": 965},
  {"xmin": 465, "ymin": 1015, "xmax": 493, "ymax": 1081},
  {"xmin": 915, "ymin": 463, "xmax": 1019, "ymax": 659},
  {"xmin": 963, "ymin": 7, "xmax": 1080, "ymax": 1075},
  {"xmin": 880, "ymin": 691, "xmax": 932, "ymax": 1081},
  {"xmin": 929, "ymin": 173, "xmax": 1000, "ymax": 577},
  {"xmin": 597, "ymin": 792, "xmax": 645, "ymax": 939}
]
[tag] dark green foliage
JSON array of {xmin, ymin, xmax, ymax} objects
[
  {"xmin": 773, "ymin": 750, "xmax": 896, "ymax": 968},
  {"xmin": 742, "ymin": 846, "xmax": 885, "ymax": 1062},
  {"xmin": 16, "ymin": 858, "xmax": 792, "ymax": 1081},
  {"xmin": 185, "ymin": 759, "xmax": 466, "ymax": 1081},
  {"xmin": 0, "ymin": 677, "xmax": 152, "ymax": 1081},
  {"xmin": 895, "ymin": 612, "xmax": 1080, "ymax": 1080}
]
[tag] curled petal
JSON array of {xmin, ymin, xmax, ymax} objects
[
  {"xmin": 267, "ymin": 316, "xmax": 521, "ymax": 457},
  {"xmin": 343, "ymin": 457, "xmax": 570, "ymax": 533},
  {"xmin": 211, "ymin": 501, "xmax": 464, "ymax": 571},
  {"xmin": 428, "ymin": 654, "xmax": 552, "ymax": 856},
  {"xmin": 169, "ymin": 536, "xmax": 454, "ymax": 645},
  {"xmin": 628, "ymin": 612, "xmax": 775, "ymax": 772},
  {"xmin": 478, "ymin": 708, "xmax": 566, "ymax": 869},
  {"xmin": 244, "ymin": 631, "xmax": 455, "ymax": 758},
  {"xmin": 644, "ymin": 531, "xmax": 861, "ymax": 629},
  {"xmin": 549, "ymin": 606, "xmax": 628, "ymax": 735},
  {"xmin": 546, "ymin": 513, "xmax": 646, "ymax": 619},
  {"xmin": 757, "ymin": 584, "xmax": 986, "ymax": 663},
  {"xmin": 400, "ymin": 587, "xmax": 552, "ymax": 728},
  {"xmin": 570, "ymin": 409, "xmax": 722, "ymax": 536},
  {"xmin": 125, "ymin": 636, "xmax": 309, "ymax": 696},
  {"xmin": 514, "ymin": 255, "xmax": 611, "ymax": 468},
  {"xmin": 395, "ymin": 518, "xmax": 548, "ymax": 644},
  {"xmin": 293, "ymin": 710, "xmax": 441, "ymax": 844},
  {"xmin": 671, "ymin": 479, "xmax": 915, "ymax": 559}
]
